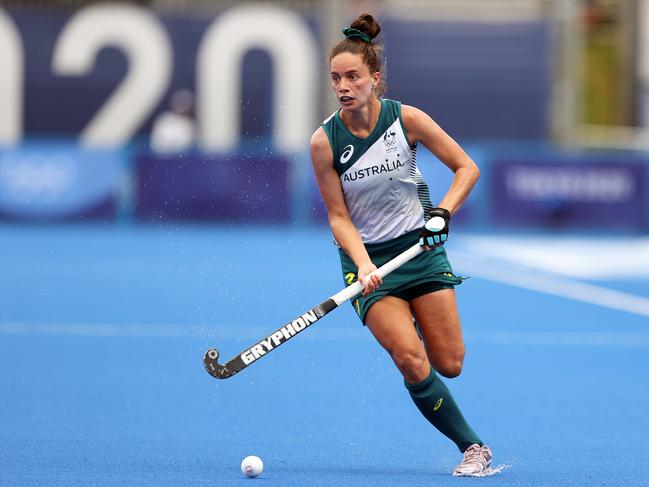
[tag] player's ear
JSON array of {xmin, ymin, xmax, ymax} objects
[{"xmin": 372, "ymin": 71, "xmax": 381, "ymax": 89}]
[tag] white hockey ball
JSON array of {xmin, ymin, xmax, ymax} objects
[{"xmin": 241, "ymin": 455, "xmax": 263, "ymax": 478}]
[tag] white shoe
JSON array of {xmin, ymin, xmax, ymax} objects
[{"xmin": 453, "ymin": 444, "xmax": 493, "ymax": 477}]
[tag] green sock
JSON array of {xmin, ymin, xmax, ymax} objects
[{"xmin": 405, "ymin": 368, "xmax": 483, "ymax": 452}]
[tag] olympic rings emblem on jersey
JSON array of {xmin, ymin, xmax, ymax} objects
[
  {"xmin": 383, "ymin": 130, "xmax": 397, "ymax": 150},
  {"xmin": 340, "ymin": 145, "xmax": 354, "ymax": 164}
]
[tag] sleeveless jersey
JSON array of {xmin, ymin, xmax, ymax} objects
[{"xmin": 321, "ymin": 99, "xmax": 433, "ymax": 244}]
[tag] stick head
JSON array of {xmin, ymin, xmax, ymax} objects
[{"xmin": 204, "ymin": 348, "xmax": 230, "ymax": 379}]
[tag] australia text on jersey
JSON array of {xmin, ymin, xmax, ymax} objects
[{"xmin": 342, "ymin": 159, "xmax": 405, "ymax": 182}]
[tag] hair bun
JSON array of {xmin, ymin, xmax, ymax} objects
[{"xmin": 349, "ymin": 12, "xmax": 381, "ymax": 40}]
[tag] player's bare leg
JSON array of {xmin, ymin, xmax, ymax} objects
[
  {"xmin": 410, "ymin": 288, "xmax": 465, "ymax": 378},
  {"xmin": 365, "ymin": 295, "xmax": 430, "ymax": 383},
  {"xmin": 411, "ymin": 288, "xmax": 494, "ymax": 476}
]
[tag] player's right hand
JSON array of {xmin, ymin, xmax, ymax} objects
[{"xmin": 358, "ymin": 262, "xmax": 381, "ymax": 296}]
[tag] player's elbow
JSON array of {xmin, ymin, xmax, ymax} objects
[
  {"xmin": 466, "ymin": 161, "xmax": 480, "ymax": 184},
  {"xmin": 328, "ymin": 213, "xmax": 352, "ymax": 233}
]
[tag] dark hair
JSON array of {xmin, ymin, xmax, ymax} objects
[{"xmin": 329, "ymin": 13, "xmax": 386, "ymax": 97}]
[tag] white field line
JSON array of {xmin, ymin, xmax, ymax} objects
[
  {"xmin": 0, "ymin": 321, "xmax": 368, "ymax": 341},
  {"xmin": 452, "ymin": 250, "xmax": 649, "ymax": 318},
  {"xmin": 464, "ymin": 330, "xmax": 649, "ymax": 348},
  {"xmin": 459, "ymin": 235, "xmax": 649, "ymax": 280},
  {"xmin": 0, "ymin": 321, "xmax": 194, "ymax": 338},
  {"xmin": 2, "ymin": 321, "xmax": 649, "ymax": 348}
]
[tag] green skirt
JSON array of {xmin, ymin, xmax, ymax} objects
[{"xmin": 338, "ymin": 228, "xmax": 464, "ymax": 324}]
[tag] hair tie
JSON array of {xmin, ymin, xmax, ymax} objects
[{"xmin": 342, "ymin": 28, "xmax": 371, "ymax": 43}]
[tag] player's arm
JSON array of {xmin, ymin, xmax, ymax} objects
[
  {"xmin": 401, "ymin": 104, "xmax": 480, "ymax": 214},
  {"xmin": 310, "ymin": 127, "xmax": 381, "ymax": 295}
]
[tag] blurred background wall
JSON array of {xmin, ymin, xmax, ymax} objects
[{"xmin": 0, "ymin": 0, "xmax": 647, "ymax": 232}]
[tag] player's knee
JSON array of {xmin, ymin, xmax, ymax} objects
[
  {"xmin": 436, "ymin": 349, "xmax": 465, "ymax": 378},
  {"xmin": 438, "ymin": 361, "xmax": 463, "ymax": 378},
  {"xmin": 392, "ymin": 349, "xmax": 429, "ymax": 382}
]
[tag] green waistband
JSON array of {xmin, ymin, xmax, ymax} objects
[{"xmin": 348, "ymin": 228, "xmax": 421, "ymax": 259}]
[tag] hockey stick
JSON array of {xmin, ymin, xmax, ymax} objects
[{"xmin": 203, "ymin": 242, "xmax": 424, "ymax": 379}]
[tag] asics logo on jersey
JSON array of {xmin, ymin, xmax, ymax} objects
[{"xmin": 340, "ymin": 145, "xmax": 354, "ymax": 164}]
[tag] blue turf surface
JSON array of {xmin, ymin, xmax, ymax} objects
[{"xmin": 1, "ymin": 225, "xmax": 648, "ymax": 486}]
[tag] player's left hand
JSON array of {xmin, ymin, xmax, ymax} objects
[{"xmin": 418, "ymin": 207, "xmax": 451, "ymax": 249}]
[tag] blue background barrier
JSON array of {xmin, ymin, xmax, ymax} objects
[
  {"xmin": 491, "ymin": 157, "xmax": 647, "ymax": 229},
  {"xmin": 1, "ymin": 140, "xmax": 648, "ymax": 229},
  {"xmin": 135, "ymin": 152, "xmax": 291, "ymax": 223},
  {"xmin": 0, "ymin": 142, "xmax": 123, "ymax": 221}
]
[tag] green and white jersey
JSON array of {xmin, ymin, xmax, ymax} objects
[{"xmin": 322, "ymin": 99, "xmax": 433, "ymax": 244}]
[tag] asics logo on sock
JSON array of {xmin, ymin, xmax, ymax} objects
[{"xmin": 434, "ymin": 397, "xmax": 443, "ymax": 411}]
